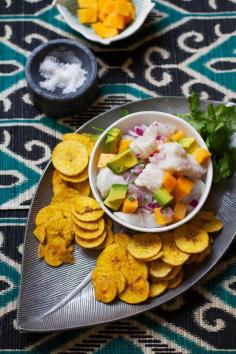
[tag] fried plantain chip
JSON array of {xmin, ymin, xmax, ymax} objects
[
  {"xmin": 161, "ymin": 233, "xmax": 189, "ymax": 266},
  {"xmin": 52, "ymin": 169, "xmax": 65, "ymax": 195},
  {"xmin": 59, "ymin": 168, "xmax": 88, "ymax": 183},
  {"xmin": 38, "ymin": 243, "xmax": 45, "ymax": 258},
  {"xmin": 163, "ymin": 265, "xmax": 182, "ymax": 281},
  {"xmin": 72, "ymin": 215, "xmax": 99, "ymax": 230},
  {"xmin": 72, "ymin": 208, "xmax": 104, "ymax": 222},
  {"xmin": 63, "ymin": 133, "xmax": 94, "ymax": 155},
  {"xmin": 122, "ymin": 253, "xmax": 148, "ymax": 284},
  {"xmin": 144, "ymin": 251, "xmax": 164, "ymax": 262},
  {"xmin": 167, "ymin": 270, "xmax": 184, "ymax": 289},
  {"xmin": 74, "ymin": 218, "xmax": 105, "ymax": 239},
  {"xmin": 93, "ymin": 266, "xmax": 126, "ymax": 294},
  {"xmin": 73, "ymin": 196, "xmax": 101, "ymax": 214},
  {"xmin": 75, "ymin": 231, "xmax": 106, "ymax": 248},
  {"xmin": 118, "ymin": 278, "xmax": 149, "ymax": 304},
  {"xmin": 34, "ymin": 225, "xmax": 46, "ymax": 243},
  {"xmin": 191, "ymin": 211, "xmax": 223, "ymax": 233},
  {"xmin": 97, "ymin": 224, "xmax": 114, "ymax": 250},
  {"xmin": 51, "ymin": 188, "xmax": 82, "ymax": 205},
  {"xmin": 35, "ymin": 205, "xmax": 64, "ymax": 226},
  {"xmin": 44, "ymin": 242, "xmax": 64, "ymax": 267},
  {"xmin": 62, "ymin": 224, "xmax": 74, "ymax": 245},
  {"xmin": 149, "ymin": 280, "xmax": 169, "ymax": 298},
  {"xmin": 45, "ymin": 218, "xmax": 66, "ymax": 235},
  {"xmin": 52, "ymin": 140, "xmax": 88, "ymax": 176},
  {"xmin": 150, "ymin": 260, "xmax": 173, "ymax": 279},
  {"xmin": 92, "ymin": 269, "xmax": 117, "ymax": 303},
  {"xmin": 97, "ymin": 243, "xmax": 127, "ymax": 271},
  {"xmin": 174, "ymin": 225, "xmax": 209, "ymax": 253},
  {"xmin": 127, "ymin": 234, "xmax": 162, "ymax": 260},
  {"xmin": 113, "ymin": 233, "xmax": 131, "ymax": 248},
  {"xmin": 195, "ymin": 243, "xmax": 211, "ymax": 262},
  {"xmin": 71, "ymin": 179, "xmax": 90, "ymax": 196}
]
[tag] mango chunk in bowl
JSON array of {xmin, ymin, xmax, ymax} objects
[{"xmin": 56, "ymin": 0, "xmax": 155, "ymax": 45}]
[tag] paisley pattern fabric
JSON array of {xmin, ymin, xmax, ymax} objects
[{"xmin": 0, "ymin": 0, "xmax": 236, "ymax": 352}]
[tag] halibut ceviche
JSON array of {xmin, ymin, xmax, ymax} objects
[{"xmin": 96, "ymin": 121, "xmax": 211, "ymax": 228}]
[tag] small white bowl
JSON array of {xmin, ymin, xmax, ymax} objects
[
  {"xmin": 89, "ymin": 111, "xmax": 213, "ymax": 233},
  {"xmin": 56, "ymin": 0, "xmax": 155, "ymax": 45}
]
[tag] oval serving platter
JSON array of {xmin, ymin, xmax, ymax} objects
[{"xmin": 17, "ymin": 97, "xmax": 236, "ymax": 332}]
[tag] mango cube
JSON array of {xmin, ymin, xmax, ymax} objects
[
  {"xmin": 173, "ymin": 176, "xmax": 193, "ymax": 202},
  {"xmin": 101, "ymin": 0, "xmax": 116, "ymax": 14},
  {"xmin": 174, "ymin": 202, "xmax": 187, "ymax": 221},
  {"xmin": 170, "ymin": 130, "xmax": 185, "ymax": 142},
  {"xmin": 78, "ymin": 8, "xmax": 97, "ymax": 23},
  {"xmin": 115, "ymin": 0, "xmax": 131, "ymax": 16},
  {"xmin": 98, "ymin": 0, "xmax": 105, "ymax": 10},
  {"xmin": 92, "ymin": 22, "xmax": 118, "ymax": 38},
  {"xmin": 78, "ymin": 0, "xmax": 98, "ymax": 9},
  {"xmin": 193, "ymin": 148, "xmax": 211, "ymax": 165},
  {"xmin": 154, "ymin": 208, "xmax": 173, "ymax": 225},
  {"xmin": 104, "ymin": 13, "xmax": 126, "ymax": 29}
]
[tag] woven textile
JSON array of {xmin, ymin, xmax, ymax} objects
[{"xmin": 0, "ymin": 0, "xmax": 236, "ymax": 352}]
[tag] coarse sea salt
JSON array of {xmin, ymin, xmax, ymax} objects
[{"xmin": 39, "ymin": 56, "xmax": 87, "ymax": 94}]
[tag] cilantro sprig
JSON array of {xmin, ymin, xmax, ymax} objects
[{"xmin": 178, "ymin": 92, "xmax": 236, "ymax": 183}]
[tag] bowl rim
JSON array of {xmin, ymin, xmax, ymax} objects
[
  {"xmin": 25, "ymin": 39, "xmax": 97, "ymax": 101},
  {"xmin": 56, "ymin": 0, "xmax": 155, "ymax": 45},
  {"xmin": 89, "ymin": 110, "xmax": 213, "ymax": 233}
]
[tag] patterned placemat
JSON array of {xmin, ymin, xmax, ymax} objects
[{"xmin": 0, "ymin": 0, "xmax": 236, "ymax": 352}]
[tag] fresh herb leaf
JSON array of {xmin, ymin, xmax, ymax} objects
[
  {"xmin": 178, "ymin": 92, "xmax": 236, "ymax": 183},
  {"xmin": 128, "ymin": 195, "xmax": 135, "ymax": 201}
]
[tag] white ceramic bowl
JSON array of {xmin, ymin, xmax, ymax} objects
[
  {"xmin": 89, "ymin": 111, "xmax": 213, "ymax": 233},
  {"xmin": 56, "ymin": 0, "xmax": 155, "ymax": 45}
]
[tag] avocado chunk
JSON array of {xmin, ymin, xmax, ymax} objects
[
  {"xmin": 179, "ymin": 137, "xmax": 196, "ymax": 152},
  {"xmin": 107, "ymin": 148, "xmax": 138, "ymax": 174},
  {"xmin": 154, "ymin": 187, "xmax": 173, "ymax": 207},
  {"xmin": 104, "ymin": 127, "xmax": 121, "ymax": 153},
  {"xmin": 104, "ymin": 184, "xmax": 128, "ymax": 211}
]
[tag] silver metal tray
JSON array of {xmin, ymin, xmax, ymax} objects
[{"xmin": 17, "ymin": 97, "xmax": 236, "ymax": 332}]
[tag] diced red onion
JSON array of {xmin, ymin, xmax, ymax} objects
[
  {"xmin": 123, "ymin": 171, "xmax": 132, "ymax": 182},
  {"xmin": 145, "ymin": 201, "xmax": 159, "ymax": 211},
  {"xmin": 189, "ymin": 199, "xmax": 198, "ymax": 208},
  {"xmin": 137, "ymin": 193, "xmax": 143, "ymax": 206},
  {"xmin": 134, "ymin": 126, "xmax": 144, "ymax": 136},
  {"xmin": 131, "ymin": 165, "xmax": 144, "ymax": 175}
]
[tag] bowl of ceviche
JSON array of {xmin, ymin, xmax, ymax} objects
[{"xmin": 89, "ymin": 111, "xmax": 213, "ymax": 232}]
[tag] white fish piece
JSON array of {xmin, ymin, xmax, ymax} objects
[
  {"xmin": 130, "ymin": 134, "xmax": 157, "ymax": 159},
  {"xmin": 150, "ymin": 142, "xmax": 189, "ymax": 172},
  {"xmin": 114, "ymin": 211, "xmax": 160, "ymax": 228},
  {"xmin": 135, "ymin": 163, "xmax": 165, "ymax": 192},
  {"xmin": 151, "ymin": 143, "xmax": 206, "ymax": 179},
  {"xmin": 142, "ymin": 212, "xmax": 161, "ymax": 228},
  {"xmin": 182, "ymin": 180, "xmax": 205, "ymax": 204},
  {"xmin": 114, "ymin": 211, "xmax": 146, "ymax": 227},
  {"xmin": 145, "ymin": 122, "xmax": 176, "ymax": 139},
  {"xmin": 96, "ymin": 167, "xmax": 127, "ymax": 198},
  {"xmin": 182, "ymin": 155, "xmax": 206, "ymax": 179}
]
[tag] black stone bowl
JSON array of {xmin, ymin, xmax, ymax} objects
[{"xmin": 25, "ymin": 39, "xmax": 98, "ymax": 118}]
